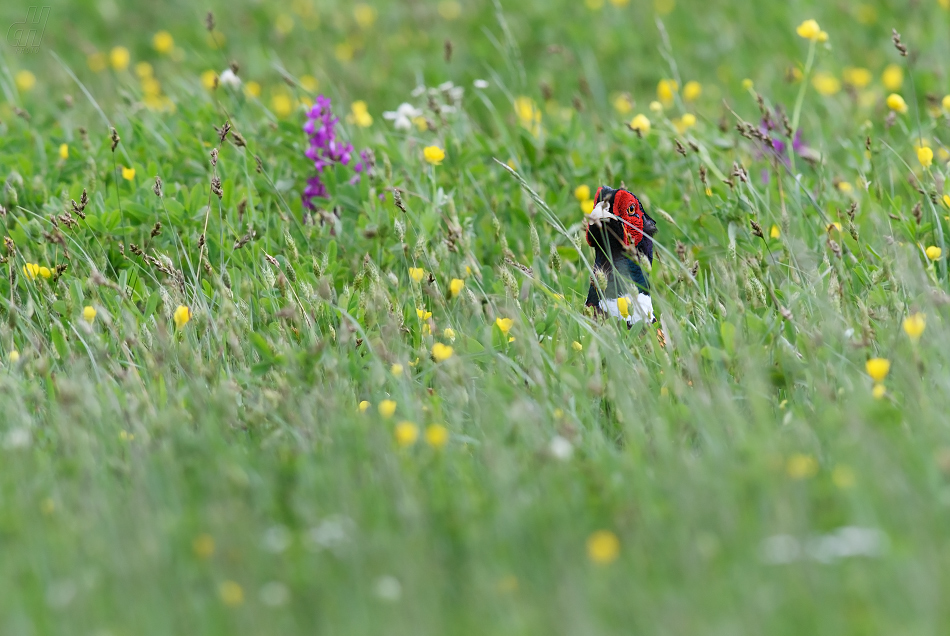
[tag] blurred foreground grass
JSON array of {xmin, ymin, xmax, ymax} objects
[{"xmin": 2, "ymin": 0, "xmax": 950, "ymax": 634}]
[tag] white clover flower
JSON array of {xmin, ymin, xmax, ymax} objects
[
  {"xmin": 473, "ymin": 79, "xmax": 489, "ymax": 89},
  {"xmin": 411, "ymin": 85, "xmax": 426, "ymax": 97},
  {"xmin": 383, "ymin": 102, "xmax": 423, "ymax": 131},
  {"xmin": 219, "ymin": 68, "xmax": 241, "ymax": 88}
]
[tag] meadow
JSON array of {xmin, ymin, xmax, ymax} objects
[{"xmin": 1, "ymin": 0, "xmax": 950, "ymax": 633}]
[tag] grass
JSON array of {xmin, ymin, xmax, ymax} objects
[{"xmin": 1, "ymin": 0, "xmax": 950, "ymax": 633}]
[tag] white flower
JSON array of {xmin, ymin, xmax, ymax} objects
[
  {"xmin": 549, "ymin": 435, "xmax": 574, "ymax": 460},
  {"xmin": 473, "ymin": 79, "xmax": 489, "ymax": 89},
  {"xmin": 4, "ymin": 427, "xmax": 31, "ymax": 449},
  {"xmin": 438, "ymin": 81, "xmax": 464, "ymax": 103},
  {"xmin": 760, "ymin": 527, "xmax": 888, "ymax": 565},
  {"xmin": 305, "ymin": 514, "xmax": 355, "ymax": 551},
  {"xmin": 259, "ymin": 581, "xmax": 290, "ymax": 607},
  {"xmin": 383, "ymin": 102, "xmax": 423, "ymax": 131},
  {"xmin": 219, "ymin": 68, "xmax": 241, "ymax": 88},
  {"xmin": 261, "ymin": 525, "xmax": 292, "ymax": 553},
  {"xmin": 373, "ymin": 575, "xmax": 402, "ymax": 601},
  {"xmin": 411, "ymin": 85, "xmax": 426, "ymax": 97}
]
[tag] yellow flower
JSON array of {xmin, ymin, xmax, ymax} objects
[
  {"xmin": 201, "ymin": 70, "xmax": 218, "ymax": 90},
  {"xmin": 109, "ymin": 46, "xmax": 130, "ymax": 71},
  {"xmin": 443, "ymin": 328, "xmax": 456, "ymax": 341},
  {"xmin": 741, "ymin": 78, "xmax": 754, "ymax": 90},
  {"xmin": 617, "ymin": 296, "xmax": 630, "ymax": 318},
  {"xmin": 882, "ymin": 64, "xmax": 903, "ymax": 91},
  {"xmin": 423, "ymin": 146, "xmax": 446, "ymax": 165},
  {"xmin": 82, "ymin": 306, "xmax": 96, "ymax": 324},
  {"xmin": 515, "ymin": 96, "xmax": 542, "ymax": 132},
  {"xmin": 379, "ymin": 399, "xmax": 397, "ymax": 418},
  {"xmin": 135, "ymin": 62, "xmax": 154, "ymax": 79},
  {"xmin": 842, "ymin": 67, "xmax": 872, "ymax": 89},
  {"xmin": 358, "ymin": 400, "xmax": 370, "ymax": 413},
  {"xmin": 38, "ymin": 266, "xmax": 51, "ymax": 279},
  {"xmin": 354, "ymin": 3, "xmax": 377, "ymax": 28},
  {"xmin": 153, "ymin": 31, "xmax": 174, "ymax": 54},
  {"xmin": 673, "ymin": 113, "xmax": 696, "ymax": 133},
  {"xmin": 244, "ymin": 81, "xmax": 262, "ymax": 98},
  {"xmin": 22, "ymin": 263, "xmax": 39, "ymax": 279},
  {"xmin": 58, "ymin": 144, "xmax": 69, "ymax": 160},
  {"xmin": 886, "ymin": 93, "xmax": 907, "ymax": 114},
  {"xmin": 496, "ymin": 318, "xmax": 513, "ymax": 334},
  {"xmin": 15, "ymin": 70, "xmax": 36, "ymax": 93},
  {"xmin": 121, "ymin": 166, "xmax": 135, "ymax": 180},
  {"xmin": 612, "ymin": 93, "xmax": 633, "ymax": 115},
  {"xmin": 770, "ymin": 225, "xmax": 780, "ymax": 239},
  {"xmin": 300, "ymin": 75, "xmax": 319, "ymax": 92},
  {"xmin": 9, "ymin": 351, "xmax": 19, "ymax": 364},
  {"xmin": 416, "ymin": 308, "xmax": 432, "ymax": 320},
  {"xmin": 903, "ymin": 312, "xmax": 925, "ymax": 342},
  {"xmin": 173, "ymin": 305, "xmax": 191, "ymax": 329},
  {"xmin": 629, "ymin": 114, "xmax": 651, "ymax": 135},
  {"xmin": 412, "ymin": 115, "xmax": 429, "ymax": 131},
  {"xmin": 395, "ymin": 421, "xmax": 419, "ymax": 447},
  {"xmin": 856, "ymin": 5, "xmax": 878, "ymax": 23},
  {"xmin": 648, "ymin": 100, "xmax": 663, "ymax": 113},
  {"xmin": 786, "ymin": 453, "xmax": 818, "ymax": 479},
  {"xmin": 438, "ymin": 1, "xmax": 462, "ymax": 19},
  {"xmin": 816, "ymin": 30, "xmax": 829, "ymax": 42},
  {"xmin": 865, "ymin": 358, "xmax": 890, "ymax": 382},
  {"xmin": 271, "ymin": 93, "xmax": 293, "ymax": 117},
  {"xmin": 682, "ymin": 81, "xmax": 702, "ymax": 101},
  {"xmin": 657, "ymin": 79, "xmax": 678, "ymax": 106},
  {"xmin": 219, "ymin": 581, "xmax": 244, "ymax": 607},
  {"xmin": 580, "ymin": 199, "xmax": 595, "ymax": 215},
  {"xmin": 391, "ymin": 363, "xmax": 404, "ymax": 376},
  {"xmin": 432, "ymin": 343, "xmax": 454, "ymax": 362},
  {"xmin": 812, "ymin": 72, "xmax": 840, "ymax": 96},
  {"xmin": 832, "ymin": 465, "xmax": 856, "ymax": 489},
  {"xmin": 926, "ymin": 245, "xmax": 942, "ymax": 260},
  {"xmin": 409, "ymin": 267, "xmax": 424, "ymax": 282},
  {"xmin": 918, "ymin": 146, "xmax": 934, "ymax": 168},
  {"xmin": 87, "ymin": 52, "xmax": 107, "ymax": 73},
  {"xmin": 334, "ymin": 42, "xmax": 354, "ymax": 62},
  {"xmin": 348, "ymin": 100, "xmax": 373, "ymax": 127},
  {"xmin": 796, "ymin": 19, "xmax": 821, "ymax": 41},
  {"xmin": 944, "ymin": 194, "xmax": 950, "ymax": 209},
  {"xmin": 449, "ymin": 278, "xmax": 464, "ymax": 297},
  {"xmin": 587, "ymin": 530, "xmax": 620, "ymax": 565},
  {"xmin": 142, "ymin": 77, "xmax": 161, "ymax": 97},
  {"xmin": 425, "ymin": 424, "xmax": 449, "ymax": 448},
  {"xmin": 872, "ymin": 383, "xmax": 886, "ymax": 399},
  {"xmin": 275, "ymin": 13, "xmax": 295, "ymax": 34},
  {"xmin": 574, "ymin": 185, "xmax": 591, "ymax": 201},
  {"xmin": 193, "ymin": 533, "xmax": 215, "ymax": 559},
  {"xmin": 572, "ymin": 341, "xmax": 583, "ymax": 351}
]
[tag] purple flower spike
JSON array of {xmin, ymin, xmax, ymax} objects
[{"xmin": 301, "ymin": 95, "xmax": 375, "ymax": 211}]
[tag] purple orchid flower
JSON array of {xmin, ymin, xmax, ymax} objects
[{"xmin": 301, "ymin": 96, "xmax": 373, "ymax": 211}]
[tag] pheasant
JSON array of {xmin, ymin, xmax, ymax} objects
[{"xmin": 583, "ymin": 186, "xmax": 657, "ymax": 327}]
